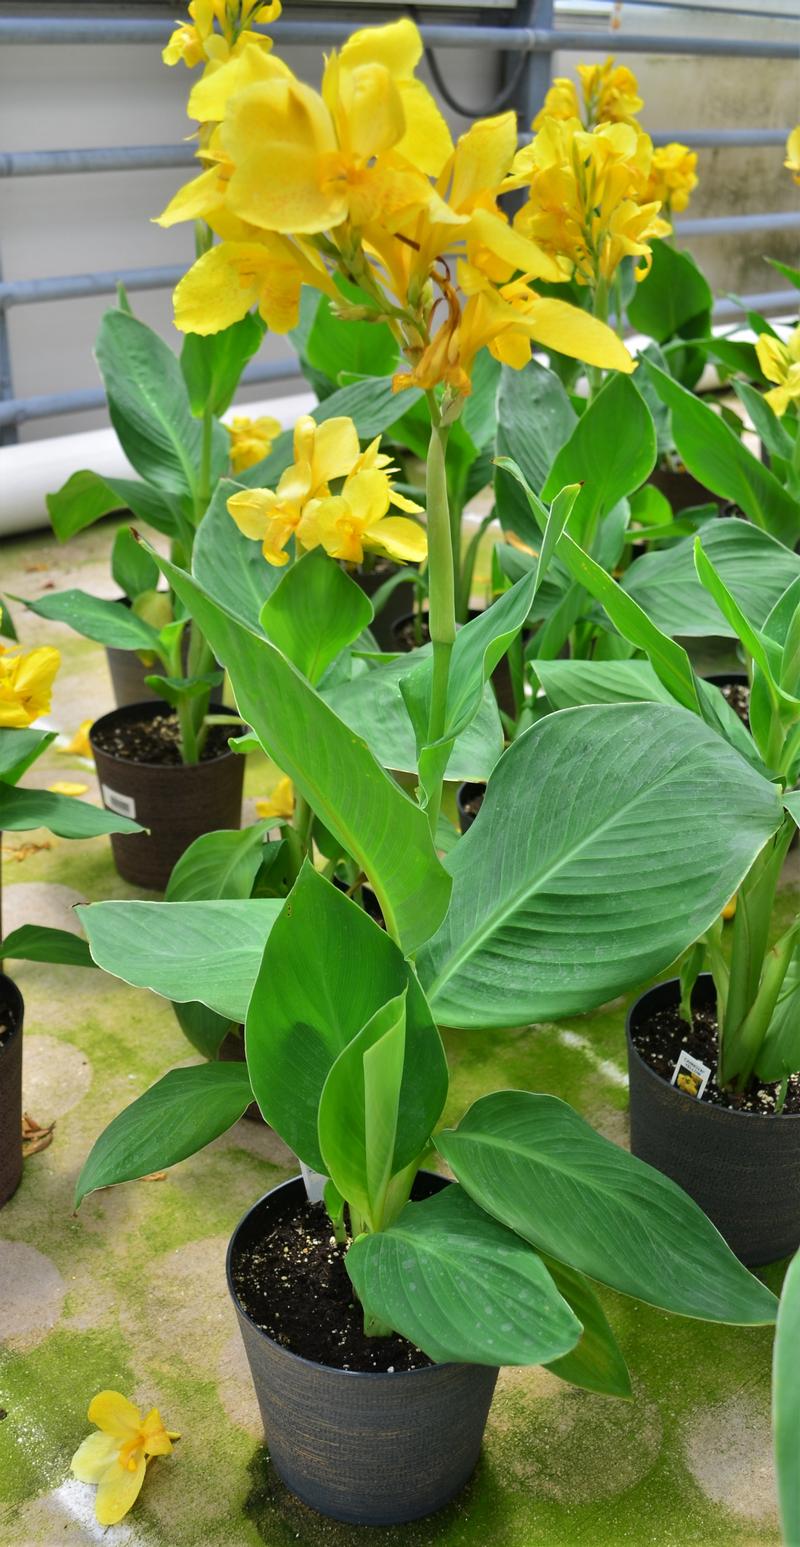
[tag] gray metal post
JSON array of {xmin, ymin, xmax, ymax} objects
[{"xmin": 0, "ymin": 254, "xmax": 17, "ymax": 447}]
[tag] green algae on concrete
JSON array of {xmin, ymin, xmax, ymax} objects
[{"xmin": 0, "ymin": 518, "xmax": 787, "ymax": 1546}]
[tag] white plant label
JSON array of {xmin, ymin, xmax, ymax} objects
[
  {"xmin": 671, "ymin": 1049, "xmax": 712, "ymax": 1101},
  {"xmin": 101, "ymin": 784, "xmax": 137, "ymax": 821}
]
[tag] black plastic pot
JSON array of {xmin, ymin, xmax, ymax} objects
[
  {"xmin": 456, "ymin": 782, "xmax": 485, "ymax": 835},
  {"xmin": 627, "ymin": 975, "xmax": 800, "ymax": 1265},
  {"xmin": 90, "ymin": 700, "xmax": 244, "ymax": 891},
  {"xmin": 105, "ymin": 597, "xmax": 164, "ymax": 709},
  {"xmin": 354, "ymin": 562, "xmax": 417, "ymax": 652},
  {"xmin": 227, "ymin": 1174, "xmax": 499, "ymax": 1525},
  {"xmin": 648, "ymin": 466, "xmax": 719, "ymax": 513},
  {"xmin": 0, "ymin": 974, "xmax": 24, "ymax": 1210}
]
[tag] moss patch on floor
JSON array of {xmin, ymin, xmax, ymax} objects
[{"xmin": 0, "ymin": 519, "xmax": 788, "ymax": 1546}]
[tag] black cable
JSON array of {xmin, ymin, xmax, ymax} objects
[{"xmin": 407, "ymin": 6, "xmax": 531, "ymax": 120}]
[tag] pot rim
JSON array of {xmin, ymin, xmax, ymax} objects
[
  {"xmin": 89, "ymin": 699, "xmax": 242, "ymax": 771},
  {"xmin": 0, "ymin": 972, "xmax": 24, "ymax": 1056},
  {"xmin": 226, "ymin": 1172, "xmax": 469, "ymax": 1383},
  {"xmin": 626, "ymin": 974, "xmax": 800, "ymax": 1123}
]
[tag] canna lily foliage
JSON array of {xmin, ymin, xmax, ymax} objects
[{"xmin": 71, "ymin": 1390, "xmax": 179, "ymax": 1526}]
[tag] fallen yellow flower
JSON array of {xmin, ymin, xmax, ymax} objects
[
  {"xmin": 256, "ymin": 775, "xmax": 295, "ymax": 819},
  {"xmin": 57, "ymin": 719, "xmax": 94, "ymax": 758},
  {"xmin": 0, "ymin": 641, "xmax": 60, "ymax": 728},
  {"xmin": 71, "ymin": 1390, "xmax": 179, "ymax": 1527},
  {"xmin": 47, "ymin": 781, "xmax": 89, "ymax": 797}
]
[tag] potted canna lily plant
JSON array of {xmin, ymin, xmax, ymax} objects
[
  {"xmin": 497, "ymin": 451, "xmax": 800, "ymax": 1265},
  {"xmin": 0, "ymin": 627, "xmax": 140, "ymax": 1207},
  {"xmin": 64, "ymin": 15, "xmax": 793, "ymax": 1526}
]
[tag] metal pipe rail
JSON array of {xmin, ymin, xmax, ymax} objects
[{"xmin": 0, "ymin": 358, "xmax": 306, "ymax": 430}]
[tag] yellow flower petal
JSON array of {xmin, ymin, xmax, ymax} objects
[
  {"xmin": 58, "ymin": 719, "xmax": 93, "ymax": 758},
  {"xmin": 365, "ymin": 515, "xmax": 427, "ymax": 563},
  {"xmin": 394, "ymin": 79, "xmax": 453, "ymax": 177},
  {"xmin": 450, "ymin": 113, "xmax": 517, "ymax": 211},
  {"xmin": 227, "ymin": 487, "xmax": 276, "ymax": 540},
  {"xmin": 95, "ymin": 1456, "xmax": 147, "ymax": 1527},
  {"xmin": 71, "ymin": 1432, "xmax": 120, "ymax": 1484},
  {"xmin": 339, "ymin": 17, "xmax": 423, "ymax": 77},
  {"xmin": 187, "ymin": 42, "xmax": 290, "ymax": 124},
  {"xmin": 522, "ymin": 295, "xmax": 636, "ymax": 372},
  {"xmin": 47, "ymin": 782, "xmax": 88, "ymax": 797},
  {"xmin": 0, "ymin": 643, "xmax": 60, "ymax": 727},
  {"xmin": 468, "ymin": 207, "xmax": 563, "ymax": 285},
  {"xmin": 256, "ymin": 775, "xmax": 295, "ymax": 820},
  {"xmin": 87, "ymin": 1391, "xmax": 142, "ymax": 1440},
  {"xmin": 223, "ymin": 79, "xmax": 345, "ymax": 234},
  {"xmin": 310, "ymin": 418, "xmax": 362, "ymax": 485},
  {"xmin": 155, "ymin": 164, "xmax": 226, "ymax": 229}
]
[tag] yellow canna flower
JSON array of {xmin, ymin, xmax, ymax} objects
[
  {"xmin": 70, "ymin": 1390, "xmax": 179, "ymax": 1527},
  {"xmin": 255, "ymin": 775, "xmax": 294, "ymax": 820},
  {"xmin": 722, "ymin": 894, "xmax": 738, "ymax": 921},
  {"xmin": 299, "ymin": 467, "xmax": 426, "ymax": 565},
  {"xmin": 227, "ymin": 414, "xmax": 282, "ymax": 472},
  {"xmin": 509, "ymin": 117, "xmax": 670, "ymax": 287},
  {"xmin": 534, "ymin": 56, "xmax": 642, "ymax": 131},
  {"xmin": 172, "ymin": 235, "xmax": 337, "ymax": 335},
  {"xmin": 756, "ymin": 326, "xmax": 800, "ymax": 417},
  {"xmin": 0, "ymin": 641, "xmax": 60, "ymax": 729},
  {"xmin": 57, "ymin": 719, "xmax": 93, "ymax": 758},
  {"xmin": 163, "ymin": 0, "xmax": 281, "ymax": 80},
  {"xmin": 227, "ymin": 415, "xmax": 362, "ymax": 564},
  {"xmin": 785, "ymin": 126, "xmax": 800, "ymax": 185},
  {"xmin": 645, "ymin": 143, "xmax": 698, "ymax": 216}
]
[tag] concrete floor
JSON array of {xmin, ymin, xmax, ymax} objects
[{"xmin": 0, "ymin": 517, "xmax": 789, "ymax": 1547}]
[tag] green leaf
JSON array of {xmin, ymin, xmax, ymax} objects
[
  {"xmin": 418, "ymin": 702, "xmax": 782, "ymax": 1028},
  {"xmin": 260, "ymin": 549, "xmax": 373, "ymax": 685},
  {"xmin": 323, "ymin": 648, "xmax": 503, "ymax": 781},
  {"xmin": 0, "ymin": 604, "xmax": 17, "ymax": 640},
  {"xmin": 734, "ymin": 380, "xmax": 796, "ymax": 464},
  {"xmin": 245, "ymin": 865, "xmax": 447, "ymax": 1172},
  {"xmin": 46, "ymin": 468, "xmax": 179, "ymax": 541},
  {"xmin": 0, "ymin": 727, "xmax": 53, "ymax": 785},
  {"xmin": 541, "ymin": 1257, "xmax": 632, "ymax": 1398},
  {"xmin": 0, "ymin": 786, "xmax": 142, "ymax": 839},
  {"xmin": 15, "ymin": 589, "xmax": 161, "ymax": 653},
  {"xmin": 460, "ymin": 350, "xmax": 501, "ymax": 450},
  {"xmin": 535, "ymin": 657, "xmax": 675, "ymax": 710},
  {"xmin": 78, "ymin": 898, "xmax": 282, "ymax": 1021},
  {"xmin": 144, "ymin": 671, "xmax": 223, "ymax": 709},
  {"xmin": 0, "ymin": 924, "xmax": 95, "ymax": 969},
  {"xmin": 181, "ymin": 314, "xmax": 265, "ymax": 417},
  {"xmin": 541, "ymin": 374, "xmax": 657, "ymax": 543},
  {"xmin": 111, "ymin": 525, "xmax": 160, "ymax": 602},
  {"xmin": 494, "ymin": 361, "xmax": 577, "ymax": 542},
  {"xmin": 437, "ymin": 1092, "xmax": 778, "ymax": 1325},
  {"xmin": 75, "ymin": 1062, "xmax": 253, "ymax": 1207},
  {"xmin": 240, "ymin": 377, "xmax": 422, "ymax": 490},
  {"xmin": 317, "ymin": 990, "xmax": 409, "ymax": 1227},
  {"xmin": 165, "ymin": 821, "xmax": 271, "ymax": 902},
  {"xmin": 95, "ymin": 309, "xmax": 226, "ymax": 497},
  {"xmin": 173, "ymin": 999, "xmax": 236, "ymax": 1060},
  {"xmin": 304, "ymin": 286, "xmax": 399, "ymax": 385},
  {"xmin": 627, "ymin": 241, "xmax": 713, "ymax": 343},
  {"xmin": 623, "ymin": 518, "xmax": 800, "ymax": 638},
  {"xmin": 767, "ymin": 257, "xmax": 800, "ymax": 291},
  {"xmin": 692, "ymin": 537, "xmax": 793, "ymax": 702},
  {"xmin": 755, "ymin": 949, "xmax": 800, "ymax": 1083},
  {"xmin": 192, "ymin": 478, "xmax": 282, "ymax": 631},
  {"xmin": 346, "ymin": 1184, "xmax": 582, "ymax": 1367},
  {"xmin": 774, "ymin": 1249, "xmax": 800, "ymax": 1544},
  {"xmin": 640, "ymin": 359, "xmax": 800, "ymax": 545},
  {"xmin": 152, "ymin": 551, "xmax": 451, "ymax": 954}
]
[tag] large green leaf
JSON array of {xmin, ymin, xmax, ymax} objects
[
  {"xmin": 165, "ymin": 821, "xmax": 271, "ymax": 902},
  {"xmin": 240, "ymin": 377, "xmax": 422, "ymax": 490},
  {"xmin": 417, "ymin": 702, "xmax": 782, "ymax": 1028},
  {"xmin": 75, "ymin": 1062, "xmax": 254, "ymax": 1207},
  {"xmin": 623, "ymin": 519, "xmax": 800, "ymax": 638},
  {"xmin": 541, "ymin": 1257, "xmax": 632, "ymax": 1398},
  {"xmin": 317, "ymin": 990, "xmax": 409, "ymax": 1227},
  {"xmin": 245, "ymin": 865, "xmax": 447, "ymax": 1171},
  {"xmin": 192, "ymin": 479, "xmax": 282, "ymax": 631},
  {"xmin": 153, "ymin": 552, "xmax": 451, "ymax": 953},
  {"xmin": 346, "ymin": 1185, "xmax": 582, "ymax": 1367},
  {"xmin": 260, "ymin": 549, "xmax": 373, "ymax": 685},
  {"xmin": 437, "ymin": 1092, "xmax": 777, "ymax": 1325},
  {"xmin": 95, "ymin": 310, "xmax": 226, "ymax": 497},
  {"xmin": 303, "ymin": 288, "xmax": 399, "ymax": 385},
  {"xmin": 46, "ymin": 468, "xmax": 179, "ymax": 541},
  {"xmin": 0, "ymin": 924, "xmax": 95, "ymax": 969},
  {"xmin": 78, "ymin": 898, "xmax": 282, "ymax": 1020},
  {"xmin": 173, "ymin": 999, "xmax": 237, "ymax": 1060},
  {"xmin": 494, "ymin": 361, "xmax": 577, "ymax": 541},
  {"xmin": 774, "ymin": 1248, "xmax": 800, "ymax": 1544},
  {"xmin": 541, "ymin": 374, "xmax": 656, "ymax": 543},
  {"xmin": 535, "ymin": 658, "xmax": 675, "ymax": 710},
  {"xmin": 0, "ymin": 787, "xmax": 142, "ymax": 839},
  {"xmin": 181, "ymin": 313, "xmax": 265, "ymax": 417},
  {"xmin": 111, "ymin": 526, "xmax": 161, "ymax": 602},
  {"xmin": 640, "ymin": 359, "xmax": 800, "ymax": 545},
  {"xmin": 627, "ymin": 241, "xmax": 713, "ymax": 344},
  {"xmin": 0, "ymin": 727, "xmax": 53, "ymax": 785},
  {"xmin": 322, "ymin": 649, "xmax": 503, "ymax": 780},
  {"xmin": 15, "ymin": 590, "xmax": 161, "ymax": 653}
]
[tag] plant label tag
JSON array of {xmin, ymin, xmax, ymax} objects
[
  {"xmin": 671, "ymin": 1049, "xmax": 711, "ymax": 1101},
  {"xmin": 101, "ymin": 784, "xmax": 137, "ymax": 821}
]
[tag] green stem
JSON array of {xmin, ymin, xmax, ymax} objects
[
  {"xmin": 720, "ymin": 815, "xmax": 796, "ymax": 1085},
  {"xmin": 423, "ymin": 396, "xmax": 456, "ymax": 836}
]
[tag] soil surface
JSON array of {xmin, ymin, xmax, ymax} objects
[
  {"xmin": 92, "ymin": 712, "xmax": 236, "ymax": 767},
  {"xmin": 719, "ymin": 681, "xmax": 751, "ymax": 728},
  {"xmin": 632, "ymin": 1002, "xmax": 800, "ymax": 1114},
  {"xmin": 231, "ymin": 1198, "xmax": 433, "ymax": 1373},
  {"xmin": 459, "ymin": 783, "xmax": 485, "ymax": 828}
]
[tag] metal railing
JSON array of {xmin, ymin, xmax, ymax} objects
[{"xmin": 0, "ymin": 1, "xmax": 798, "ymax": 442}]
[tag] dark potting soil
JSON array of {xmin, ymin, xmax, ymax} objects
[
  {"xmin": 231, "ymin": 1198, "xmax": 433, "ymax": 1373},
  {"xmin": 461, "ymin": 789, "xmax": 484, "ymax": 822},
  {"xmin": 719, "ymin": 681, "xmax": 751, "ymax": 728},
  {"xmin": 92, "ymin": 713, "xmax": 235, "ymax": 768},
  {"xmin": 632, "ymin": 1003, "xmax": 800, "ymax": 1115},
  {"xmin": 395, "ymin": 615, "xmax": 431, "ymax": 651}
]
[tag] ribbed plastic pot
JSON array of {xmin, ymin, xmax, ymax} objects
[
  {"xmin": 456, "ymin": 782, "xmax": 484, "ymax": 835},
  {"xmin": 627, "ymin": 975, "xmax": 800, "ymax": 1265},
  {"xmin": 226, "ymin": 1174, "xmax": 499, "ymax": 1525},
  {"xmin": 90, "ymin": 701, "xmax": 244, "ymax": 891},
  {"xmin": 106, "ymin": 644, "xmax": 159, "ymax": 709},
  {"xmin": 0, "ymin": 974, "xmax": 24, "ymax": 1210}
]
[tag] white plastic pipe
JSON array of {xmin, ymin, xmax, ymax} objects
[{"xmin": 0, "ymin": 389, "xmax": 316, "ymax": 539}]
